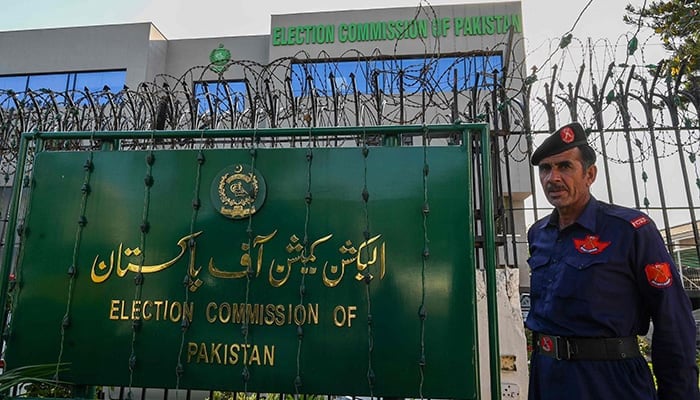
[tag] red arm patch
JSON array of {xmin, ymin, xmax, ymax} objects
[
  {"xmin": 630, "ymin": 216, "xmax": 650, "ymax": 229},
  {"xmin": 644, "ymin": 262, "xmax": 673, "ymax": 288}
]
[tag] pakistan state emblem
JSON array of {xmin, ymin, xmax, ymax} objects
[
  {"xmin": 209, "ymin": 44, "xmax": 231, "ymax": 74},
  {"xmin": 211, "ymin": 164, "xmax": 266, "ymax": 219}
]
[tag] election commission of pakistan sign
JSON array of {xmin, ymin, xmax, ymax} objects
[
  {"xmin": 6, "ymin": 144, "xmax": 478, "ymax": 398},
  {"xmin": 272, "ymin": 14, "xmax": 522, "ymax": 46}
]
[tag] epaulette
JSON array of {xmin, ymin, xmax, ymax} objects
[
  {"xmin": 599, "ymin": 202, "xmax": 651, "ymax": 229},
  {"xmin": 629, "ymin": 215, "xmax": 651, "ymax": 229}
]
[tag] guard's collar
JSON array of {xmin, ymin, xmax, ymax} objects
[{"xmin": 543, "ymin": 196, "xmax": 598, "ymax": 232}]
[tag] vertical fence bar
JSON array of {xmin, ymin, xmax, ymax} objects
[
  {"xmin": 463, "ymin": 125, "xmax": 480, "ymax": 399},
  {"xmin": 480, "ymin": 124, "xmax": 501, "ymax": 400},
  {"xmin": 617, "ymin": 77, "xmax": 642, "ymax": 210},
  {"xmin": 0, "ymin": 132, "xmax": 29, "ymax": 338}
]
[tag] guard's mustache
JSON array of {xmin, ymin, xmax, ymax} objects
[{"xmin": 546, "ymin": 184, "xmax": 566, "ymax": 192}]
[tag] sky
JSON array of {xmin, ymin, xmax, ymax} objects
[{"xmin": 0, "ymin": 0, "xmax": 658, "ymax": 46}]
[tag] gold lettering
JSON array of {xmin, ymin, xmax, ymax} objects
[
  {"xmin": 108, "ymin": 300, "xmax": 192, "ymax": 322},
  {"xmin": 243, "ymin": 344, "xmax": 250, "ymax": 365},
  {"xmin": 183, "ymin": 343, "xmax": 274, "ymax": 366},
  {"xmin": 91, "ymin": 249, "xmax": 116, "ymax": 284},
  {"xmin": 334, "ymin": 305, "xmax": 346, "ymax": 327},
  {"xmin": 347, "ymin": 305, "xmax": 357, "ymax": 327},
  {"xmin": 275, "ymin": 305, "xmax": 285, "ymax": 326},
  {"xmin": 247, "ymin": 304, "xmax": 260, "ymax": 325},
  {"xmin": 120, "ymin": 300, "xmax": 128, "ymax": 320},
  {"xmin": 355, "ymin": 235, "xmax": 385, "ymax": 282},
  {"xmin": 219, "ymin": 302, "xmax": 231, "ymax": 323},
  {"xmin": 91, "ymin": 232, "xmax": 202, "ymax": 283},
  {"xmin": 131, "ymin": 300, "xmax": 141, "ymax": 320},
  {"xmin": 264, "ymin": 304, "xmax": 276, "ymax": 325},
  {"xmin": 264, "ymin": 345, "xmax": 275, "ymax": 366},
  {"xmin": 203, "ymin": 303, "xmax": 319, "ymax": 326},
  {"xmin": 109, "ymin": 300, "xmax": 120, "ymax": 320},
  {"xmin": 206, "ymin": 302, "xmax": 217, "ymax": 323},
  {"xmin": 307, "ymin": 303, "xmax": 319, "ymax": 324},
  {"xmin": 230, "ymin": 344, "xmax": 239, "ymax": 364},
  {"xmin": 170, "ymin": 301, "xmax": 182, "ymax": 322},
  {"xmin": 269, "ymin": 260, "xmax": 292, "ymax": 287},
  {"xmin": 154, "ymin": 301, "xmax": 164, "ymax": 319},
  {"xmin": 209, "ymin": 231, "xmax": 277, "ymax": 280},
  {"xmin": 249, "ymin": 345, "xmax": 261, "ymax": 365},
  {"xmin": 183, "ymin": 302, "xmax": 193, "ymax": 324},
  {"xmin": 187, "ymin": 342, "xmax": 198, "ymax": 363},
  {"xmin": 334, "ymin": 305, "xmax": 357, "ymax": 327},
  {"xmin": 142, "ymin": 301, "xmax": 152, "ymax": 320},
  {"xmin": 233, "ymin": 304, "xmax": 245, "ymax": 324},
  {"xmin": 187, "ymin": 238, "xmax": 204, "ymax": 293},
  {"xmin": 197, "ymin": 343, "xmax": 208, "ymax": 363},
  {"xmin": 293, "ymin": 304, "xmax": 306, "ymax": 325},
  {"xmin": 210, "ymin": 343, "xmax": 222, "ymax": 364}
]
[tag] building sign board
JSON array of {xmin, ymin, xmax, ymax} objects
[
  {"xmin": 271, "ymin": 14, "xmax": 522, "ymax": 46},
  {"xmin": 6, "ymin": 144, "xmax": 479, "ymax": 398}
]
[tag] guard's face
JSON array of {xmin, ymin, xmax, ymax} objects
[{"xmin": 538, "ymin": 147, "xmax": 596, "ymax": 213}]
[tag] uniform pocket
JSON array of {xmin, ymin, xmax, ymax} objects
[
  {"xmin": 527, "ymin": 255, "xmax": 549, "ymax": 269},
  {"xmin": 557, "ymin": 256, "xmax": 608, "ymax": 298},
  {"xmin": 527, "ymin": 255, "xmax": 550, "ymax": 296}
]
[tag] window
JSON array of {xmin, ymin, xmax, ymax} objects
[
  {"xmin": 27, "ymin": 73, "xmax": 70, "ymax": 92},
  {"xmin": 0, "ymin": 76, "xmax": 28, "ymax": 103},
  {"xmin": 0, "ymin": 70, "xmax": 127, "ymax": 105},
  {"xmin": 193, "ymin": 80, "xmax": 248, "ymax": 114},
  {"xmin": 71, "ymin": 70, "xmax": 127, "ymax": 93},
  {"xmin": 290, "ymin": 54, "xmax": 503, "ymax": 96}
]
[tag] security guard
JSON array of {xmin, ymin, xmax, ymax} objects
[{"xmin": 526, "ymin": 122, "xmax": 699, "ymax": 399}]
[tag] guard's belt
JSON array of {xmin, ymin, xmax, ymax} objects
[{"xmin": 533, "ymin": 333, "xmax": 641, "ymax": 361}]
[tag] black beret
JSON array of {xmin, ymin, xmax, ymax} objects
[{"xmin": 531, "ymin": 122, "xmax": 588, "ymax": 165}]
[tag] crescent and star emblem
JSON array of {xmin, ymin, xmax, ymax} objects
[{"xmin": 211, "ymin": 164, "xmax": 267, "ymax": 220}]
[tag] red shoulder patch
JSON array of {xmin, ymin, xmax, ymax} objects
[
  {"xmin": 630, "ymin": 216, "xmax": 649, "ymax": 229},
  {"xmin": 573, "ymin": 235, "xmax": 610, "ymax": 255},
  {"xmin": 644, "ymin": 262, "xmax": 673, "ymax": 288}
]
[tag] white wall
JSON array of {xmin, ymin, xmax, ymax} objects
[
  {"xmin": 0, "ymin": 23, "xmax": 157, "ymax": 89},
  {"xmin": 477, "ymin": 268, "xmax": 529, "ymax": 399}
]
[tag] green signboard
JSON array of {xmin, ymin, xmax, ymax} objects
[{"xmin": 6, "ymin": 142, "xmax": 479, "ymax": 398}]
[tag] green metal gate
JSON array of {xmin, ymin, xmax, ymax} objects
[{"xmin": 0, "ymin": 124, "xmax": 501, "ymax": 400}]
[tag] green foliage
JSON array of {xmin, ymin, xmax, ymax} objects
[
  {"xmin": 0, "ymin": 363, "xmax": 70, "ymax": 397},
  {"xmin": 22, "ymin": 382, "xmax": 71, "ymax": 398},
  {"xmin": 638, "ymin": 335, "xmax": 652, "ymax": 360},
  {"xmin": 207, "ymin": 393, "xmax": 325, "ymax": 400},
  {"xmin": 625, "ymin": 0, "xmax": 700, "ymax": 77}
]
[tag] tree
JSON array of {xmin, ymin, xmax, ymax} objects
[{"xmin": 625, "ymin": 0, "xmax": 700, "ymax": 77}]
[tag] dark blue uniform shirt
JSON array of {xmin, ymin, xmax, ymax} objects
[{"xmin": 526, "ymin": 197, "xmax": 699, "ymax": 400}]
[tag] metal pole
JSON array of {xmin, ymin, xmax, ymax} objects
[
  {"xmin": 480, "ymin": 124, "xmax": 502, "ymax": 400},
  {"xmin": 463, "ymin": 125, "xmax": 480, "ymax": 399},
  {"xmin": 0, "ymin": 132, "xmax": 30, "ymax": 339}
]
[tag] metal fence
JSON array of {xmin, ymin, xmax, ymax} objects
[{"xmin": 2, "ymin": 37, "xmax": 700, "ymax": 290}]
